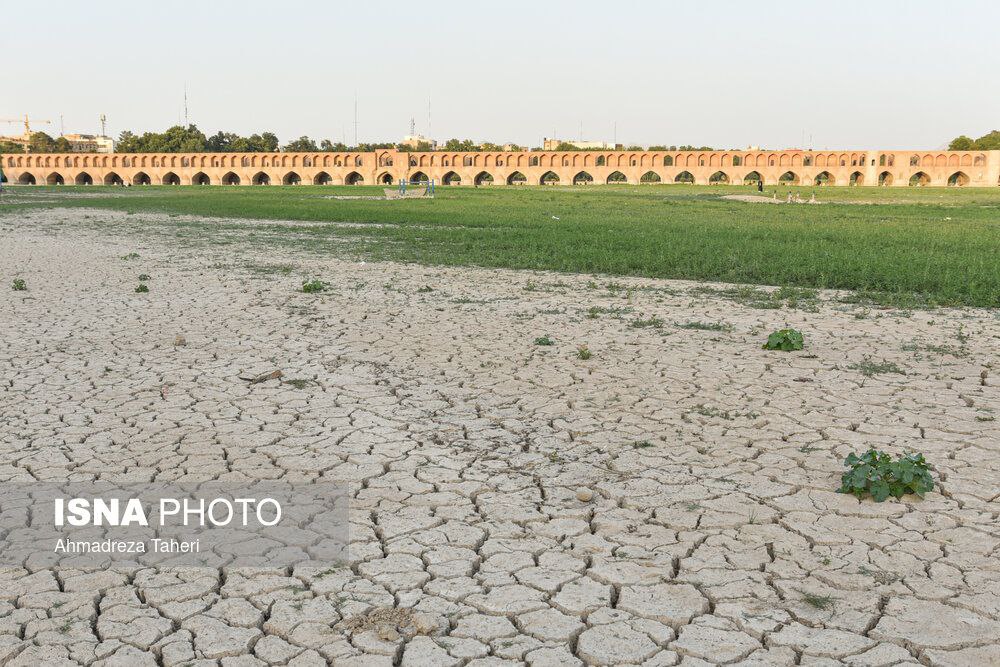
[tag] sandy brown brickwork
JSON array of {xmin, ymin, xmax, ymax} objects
[{"xmin": 5, "ymin": 148, "xmax": 999, "ymax": 187}]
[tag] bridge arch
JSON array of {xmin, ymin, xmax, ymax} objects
[
  {"xmin": 909, "ymin": 171, "xmax": 930, "ymax": 186},
  {"xmin": 674, "ymin": 171, "xmax": 694, "ymax": 183},
  {"xmin": 18, "ymin": 172, "xmax": 36, "ymax": 185},
  {"xmin": 282, "ymin": 171, "xmax": 301, "ymax": 185},
  {"xmin": 408, "ymin": 171, "xmax": 429, "ymax": 184},
  {"xmin": 221, "ymin": 172, "xmax": 241, "ymax": 185},
  {"xmin": 345, "ymin": 171, "xmax": 363, "ymax": 185},
  {"xmin": 743, "ymin": 171, "xmax": 762, "ymax": 185},
  {"xmin": 313, "ymin": 171, "xmax": 332, "ymax": 185},
  {"xmin": 46, "ymin": 172, "xmax": 64, "ymax": 185},
  {"xmin": 251, "ymin": 171, "xmax": 271, "ymax": 185},
  {"xmin": 442, "ymin": 171, "xmax": 461, "ymax": 185},
  {"xmin": 878, "ymin": 171, "xmax": 893, "ymax": 186},
  {"xmin": 539, "ymin": 171, "xmax": 559, "ymax": 185},
  {"xmin": 573, "ymin": 171, "xmax": 594, "ymax": 184},
  {"xmin": 708, "ymin": 171, "xmax": 729, "ymax": 184},
  {"xmin": 104, "ymin": 172, "xmax": 124, "ymax": 186},
  {"xmin": 606, "ymin": 171, "xmax": 626, "ymax": 184},
  {"xmin": 849, "ymin": 171, "xmax": 864, "ymax": 186},
  {"xmin": 75, "ymin": 172, "xmax": 93, "ymax": 185},
  {"xmin": 474, "ymin": 171, "xmax": 493, "ymax": 186},
  {"xmin": 162, "ymin": 172, "xmax": 181, "ymax": 185},
  {"xmin": 640, "ymin": 171, "xmax": 661, "ymax": 183},
  {"xmin": 192, "ymin": 172, "xmax": 211, "ymax": 185},
  {"xmin": 814, "ymin": 171, "xmax": 834, "ymax": 186},
  {"xmin": 947, "ymin": 171, "xmax": 969, "ymax": 187},
  {"xmin": 778, "ymin": 171, "xmax": 799, "ymax": 185},
  {"xmin": 377, "ymin": 172, "xmax": 394, "ymax": 185},
  {"xmin": 507, "ymin": 171, "xmax": 527, "ymax": 185}
]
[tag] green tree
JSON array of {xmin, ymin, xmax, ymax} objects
[
  {"xmin": 444, "ymin": 138, "xmax": 478, "ymax": 151},
  {"xmin": 320, "ymin": 139, "xmax": 349, "ymax": 152},
  {"xmin": 0, "ymin": 141, "xmax": 25, "ymax": 153},
  {"xmin": 973, "ymin": 130, "xmax": 1000, "ymax": 150},
  {"xmin": 283, "ymin": 136, "xmax": 319, "ymax": 152},
  {"xmin": 28, "ymin": 132, "xmax": 69, "ymax": 153},
  {"xmin": 948, "ymin": 135, "xmax": 975, "ymax": 150}
]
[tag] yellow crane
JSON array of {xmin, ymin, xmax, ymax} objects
[{"xmin": 1, "ymin": 114, "xmax": 52, "ymax": 138}]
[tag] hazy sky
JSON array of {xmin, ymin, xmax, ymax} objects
[{"xmin": 5, "ymin": 0, "xmax": 998, "ymax": 150}]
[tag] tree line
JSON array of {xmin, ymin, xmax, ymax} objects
[
  {"xmin": 948, "ymin": 130, "xmax": 1000, "ymax": 151},
  {"xmin": 1, "ymin": 124, "xmax": 721, "ymax": 154}
]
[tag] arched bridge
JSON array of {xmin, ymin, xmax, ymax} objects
[{"xmin": 4, "ymin": 149, "xmax": 999, "ymax": 187}]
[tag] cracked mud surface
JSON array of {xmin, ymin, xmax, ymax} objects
[{"xmin": 1, "ymin": 209, "xmax": 998, "ymax": 666}]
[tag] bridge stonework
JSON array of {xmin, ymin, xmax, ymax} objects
[{"xmin": 4, "ymin": 149, "xmax": 999, "ymax": 187}]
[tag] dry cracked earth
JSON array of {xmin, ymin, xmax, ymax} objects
[{"xmin": 1, "ymin": 208, "xmax": 999, "ymax": 666}]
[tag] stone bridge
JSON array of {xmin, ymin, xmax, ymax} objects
[{"xmin": 4, "ymin": 149, "xmax": 999, "ymax": 187}]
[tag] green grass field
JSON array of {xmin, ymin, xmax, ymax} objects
[{"xmin": 3, "ymin": 184, "xmax": 1000, "ymax": 307}]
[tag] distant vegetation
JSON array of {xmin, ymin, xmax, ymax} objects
[
  {"xmin": 948, "ymin": 130, "xmax": 1000, "ymax": 150},
  {"xmin": 0, "ymin": 133, "xmax": 74, "ymax": 154}
]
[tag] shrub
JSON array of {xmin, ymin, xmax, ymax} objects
[
  {"xmin": 135, "ymin": 283, "xmax": 149, "ymax": 293},
  {"xmin": 12, "ymin": 278, "xmax": 26, "ymax": 291},
  {"xmin": 577, "ymin": 344, "xmax": 592, "ymax": 360},
  {"xmin": 763, "ymin": 328, "xmax": 804, "ymax": 351},
  {"xmin": 302, "ymin": 279, "xmax": 327, "ymax": 293},
  {"xmin": 121, "ymin": 252, "xmax": 140, "ymax": 261},
  {"xmin": 138, "ymin": 274, "xmax": 151, "ymax": 281},
  {"xmin": 838, "ymin": 449, "xmax": 934, "ymax": 502},
  {"xmin": 534, "ymin": 335, "xmax": 554, "ymax": 346},
  {"xmin": 630, "ymin": 316, "xmax": 664, "ymax": 329}
]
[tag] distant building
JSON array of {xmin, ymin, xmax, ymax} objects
[
  {"xmin": 543, "ymin": 138, "xmax": 621, "ymax": 151},
  {"xmin": 63, "ymin": 134, "xmax": 115, "ymax": 153},
  {"xmin": 401, "ymin": 134, "xmax": 437, "ymax": 150}
]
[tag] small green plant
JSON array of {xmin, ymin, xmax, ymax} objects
[
  {"xmin": 576, "ymin": 344, "xmax": 592, "ymax": 360},
  {"xmin": 534, "ymin": 335, "xmax": 554, "ymax": 346},
  {"xmin": 632, "ymin": 440, "xmax": 654, "ymax": 449},
  {"xmin": 763, "ymin": 328, "xmax": 804, "ymax": 351},
  {"xmin": 838, "ymin": 449, "xmax": 934, "ymax": 502},
  {"xmin": 301, "ymin": 279, "xmax": 328, "ymax": 293},
  {"xmin": 800, "ymin": 591, "xmax": 836, "ymax": 610},
  {"xmin": 138, "ymin": 274, "xmax": 150, "ymax": 281},
  {"xmin": 12, "ymin": 278, "xmax": 26, "ymax": 291},
  {"xmin": 677, "ymin": 321, "xmax": 731, "ymax": 332},
  {"xmin": 630, "ymin": 316, "xmax": 664, "ymax": 329},
  {"xmin": 416, "ymin": 285, "xmax": 434, "ymax": 293},
  {"xmin": 135, "ymin": 283, "xmax": 149, "ymax": 293},
  {"xmin": 121, "ymin": 252, "xmax": 140, "ymax": 261},
  {"xmin": 849, "ymin": 358, "xmax": 904, "ymax": 377}
]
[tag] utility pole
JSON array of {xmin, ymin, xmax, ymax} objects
[
  {"xmin": 99, "ymin": 114, "xmax": 107, "ymax": 137},
  {"xmin": 353, "ymin": 93, "xmax": 358, "ymax": 146},
  {"xmin": 183, "ymin": 84, "xmax": 189, "ymax": 126},
  {"xmin": 60, "ymin": 115, "xmax": 64, "ymax": 136}
]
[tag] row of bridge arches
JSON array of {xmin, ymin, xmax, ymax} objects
[{"xmin": 12, "ymin": 168, "xmax": 983, "ymax": 187}]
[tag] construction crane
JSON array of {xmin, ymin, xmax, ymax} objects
[{"xmin": 1, "ymin": 114, "xmax": 52, "ymax": 138}]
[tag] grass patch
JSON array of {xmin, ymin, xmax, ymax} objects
[
  {"xmin": 676, "ymin": 321, "xmax": 732, "ymax": 332},
  {"xmin": 630, "ymin": 316, "xmax": 664, "ymax": 329},
  {"xmin": 849, "ymin": 358, "xmax": 905, "ymax": 377},
  {"xmin": 6, "ymin": 185, "xmax": 1000, "ymax": 307}
]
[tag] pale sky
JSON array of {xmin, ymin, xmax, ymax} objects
[{"xmin": 4, "ymin": 0, "xmax": 998, "ymax": 150}]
